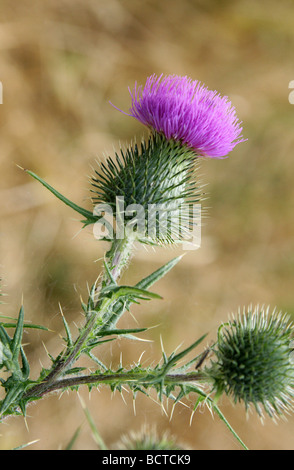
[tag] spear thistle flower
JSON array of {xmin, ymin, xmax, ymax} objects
[
  {"xmin": 92, "ymin": 75, "xmax": 245, "ymax": 245},
  {"xmin": 205, "ymin": 305, "xmax": 294, "ymax": 419},
  {"xmin": 120, "ymin": 74, "xmax": 245, "ymax": 158}
]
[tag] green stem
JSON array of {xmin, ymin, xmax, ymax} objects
[
  {"xmin": 102, "ymin": 236, "xmax": 135, "ymax": 288},
  {"xmin": 35, "ymin": 237, "xmax": 134, "ymax": 386},
  {"xmin": 23, "ymin": 370, "xmax": 248, "ymax": 451},
  {"xmin": 25, "ymin": 371, "xmax": 206, "ymax": 398}
]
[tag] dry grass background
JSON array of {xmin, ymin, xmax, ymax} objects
[{"xmin": 0, "ymin": 0, "xmax": 294, "ymax": 450}]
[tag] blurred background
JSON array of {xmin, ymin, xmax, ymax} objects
[{"xmin": 0, "ymin": 0, "xmax": 294, "ymax": 450}]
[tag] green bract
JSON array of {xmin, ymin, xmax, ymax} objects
[
  {"xmin": 91, "ymin": 133, "xmax": 203, "ymax": 245},
  {"xmin": 206, "ymin": 306, "xmax": 294, "ymax": 419}
]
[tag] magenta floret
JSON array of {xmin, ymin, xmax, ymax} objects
[{"xmin": 124, "ymin": 74, "xmax": 246, "ymax": 158}]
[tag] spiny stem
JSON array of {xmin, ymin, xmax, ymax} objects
[
  {"xmin": 22, "ymin": 370, "xmax": 248, "ymax": 450},
  {"xmin": 31, "ymin": 314, "xmax": 97, "ymax": 385},
  {"xmin": 101, "ymin": 236, "xmax": 134, "ymax": 289},
  {"xmin": 24, "ymin": 371, "xmax": 207, "ymax": 399},
  {"xmin": 37, "ymin": 237, "xmax": 134, "ymax": 386}
]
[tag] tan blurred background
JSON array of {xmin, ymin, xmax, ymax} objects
[{"xmin": 1, "ymin": 0, "xmax": 294, "ymax": 450}]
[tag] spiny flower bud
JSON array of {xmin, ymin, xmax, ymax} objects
[
  {"xmin": 92, "ymin": 74, "xmax": 245, "ymax": 245},
  {"xmin": 91, "ymin": 133, "xmax": 202, "ymax": 245},
  {"xmin": 114, "ymin": 425, "xmax": 184, "ymax": 450},
  {"xmin": 205, "ymin": 305, "xmax": 294, "ymax": 419}
]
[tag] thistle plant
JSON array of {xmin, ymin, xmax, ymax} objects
[{"xmin": 0, "ymin": 74, "xmax": 293, "ymax": 450}]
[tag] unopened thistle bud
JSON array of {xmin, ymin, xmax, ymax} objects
[
  {"xmin": 115, "ymin": 426, "xmax": 184, "ymax": 450},
  {"xmin": 205, "ymin": 306, "xmax": 294, "ymax": 419},
  {"xmin": 91, "ymin": 74, "xmax": 245, "ymax": 245}
]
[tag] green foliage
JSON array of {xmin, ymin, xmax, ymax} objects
[
  {"xmin": 1, "ymin": 253, "xmax": 245, "ymax": 449},
  {"xmin": 3, "ymin": 142, "xmax": 293, "ymax": 452},
  {"xmin": 24, "ymin": 168, "xmax": 97, "ymax": 227},
  {"xmin": 0, "ymin": 306, "xmax": 30, "ymax": 416},
  {"xmin": 0, "ymin": 305, "xmax": 50, "ymax": 418},
  {"xmin": 0, "ymin": 254, "xmax": 193, "ymax": 420}
]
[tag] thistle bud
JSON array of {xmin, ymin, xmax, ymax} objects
[
  {"xmin": 115, "ymin": 425, "xmax": 184, "ymax": 450},
  {"xmin": 91, "ymin": 133, "xmax": 203, "ymax": 245},
  {"xmin": 205, "ymin": 305, "xmax": 294, "ymax": 419}
]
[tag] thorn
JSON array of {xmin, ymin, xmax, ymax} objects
[
  {"xmin": 58, "ymin": 302, "xmax": 64, "ymax": 317},
  {"xmin": 173, "ymin": 341, "xmax": 184, "ymax": 355},
  {"xmin": 207, "ymin": 401, "xmax": 214, "ymax": 419},
  {"xmin": 169, "ymin": 402, "xmax": 175, "ymax": 422},
  {"xmin": 15, "ymin": 163, "xmax": 26, "ymax": 171},
  {"xmin": 77, "ymin": 391, "xmax": 86, "ymax": 410},
  {"xmin": 127, "ymin": 308, "xmax": 139, "ymax": 325},
  {"xmin": 119, "ymin": 352, "xmax": 123, "ymax": 368},
  {"xmin": 120, "ymin": 389, "xmax": 127, "ymax": 406},
  {"xmin": 189, "ymin": 409, "xmax": 196, "ymax": 426},
  {"xmin": 58, "ymin": 391, "xmax": 65, "ymax": 400},
  {"xmin": 71, "ymin": 227, "xmax": 84, "ymax": 240},
  {"xmin": 138, "ymin": 350, "xmax": 145, "ymax": 364},
  {"xmin": 16, "ymin": 439, "xmax": 40, "ymax": 450},
  {"xmin": 160, "ymin": 334, "xmax": 165, "ymax": 354},
  {"xmin": 24, "ymin": 416, "xmax": 29, "ymax": 432},
  {"xmin": 160, "ymin": 400, "xmax": 168, "ymax": 418},
  {"xmin": 121, "ymin": 385, "xmax": 129, "ymax": 395},
  {"xmin": 42, "ymin": 341, "xmax": 50, "ymax": 357}
]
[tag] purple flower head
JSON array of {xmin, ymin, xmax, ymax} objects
[{"xmin": 120, "ymin": 74, "xmax": 246, "ymax": 158}]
